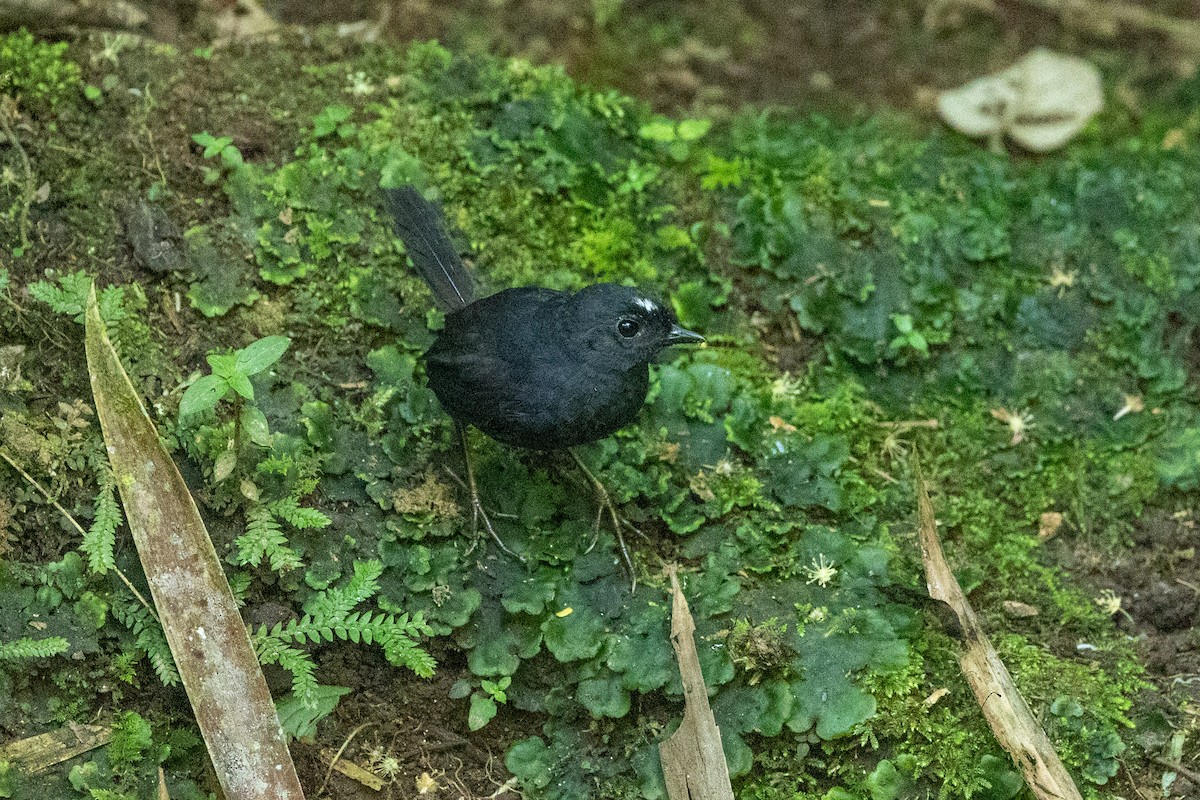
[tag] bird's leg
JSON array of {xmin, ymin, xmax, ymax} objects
[
  {"xmin": 569, "ymin": 449, "xmax": 636, "ymax": 591},
  {"xmin": 441, "ymin": 468, "xmax": 518, "ymax": 519},
  {"xmin": 457, "ymin": 422, "xmax": 525, "ymax": 561}
]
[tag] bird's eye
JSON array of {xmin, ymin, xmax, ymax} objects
[{"xmin": 617, "ymin": 319, "xmax": 640, "ymax": 338}]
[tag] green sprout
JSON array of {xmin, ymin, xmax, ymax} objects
[
  {"xmin": 180, "ymin": 336, "xmax": 290, "ymax": 478},
  {"xmin": 887, "ymin": 313, "xmax": 929, "ymax": 358},
  {"xmin": 180, "ymin": 335, "xmax": 289, "ymax": 420},
  {"xmin": 451, "ymin": 675, "xmax": 512, "ymax": 731},
  {"xmin": 191, "ymin": 131, "xmax": 245, "ymax": 184}
]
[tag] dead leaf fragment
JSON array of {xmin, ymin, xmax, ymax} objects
[
  {"xmin": 1162, "ymin": 129, "xmax": 1185, "ymax": 150},
  {"xmin": 689, "ymin": 471, "xmax": 716, "ymax": 502},
  {"xmin": 415, "ymin": 772, "xmax": 440, "ymax": 794},
  {"xmin": 768, "ymin": 415, "xmax": 797, "ymax": 432},
  {"xmin": 938, "ymin": 48, "xmax": 1103, "ymax": 152},
  {"xmin": 924, "ymin": 687, "xmax": 950, "ymax": 707},
  {"xmin": 660, "ymin": 566, "xmax": 734, "ymax": 800},
  {"xmin": 1038, "ymin": 512, "xmax": 1064, "ymax": 541},
  {"xmin": 1003, "ymin": 600, "xmax": 1040, "ymax": 618},
  {"xmin": 84, "ymin": 285, "xmax": 304, "ymax": 800}
]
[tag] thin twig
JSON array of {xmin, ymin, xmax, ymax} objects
[
  {"xmin": 317, "ymin": 721, "xmax": 376, "ymax": 798},
  {"xmin": 0, "ymin": 448, "xmax": 156, "ymax": 617},
  {"xmin": 1150, "ymin": 755, "xmax": 1200, "ymax": 788},
  {"xmin": 0, "ymin": 98, "xmax": 35, "ymax": 250}
]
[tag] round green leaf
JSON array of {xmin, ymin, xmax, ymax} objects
[
  {"xmin": 576, "ymin": 676, "xmax": 630, "ymax": 718},
  {"xmin": 505, "ymin": 737, "xmax": 552, "ymax": 789},
  {"xmin": 468, "ymin": 695, "xmax": 497, "ymax": 731}
]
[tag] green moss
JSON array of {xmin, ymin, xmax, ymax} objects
[
  {"xmin": 0, "ymin": 30, "xmax": 1185, "ymax": 800},
  {"xmin": 0, "ymin": 29, "xmax": 80, "ymax": 110}
]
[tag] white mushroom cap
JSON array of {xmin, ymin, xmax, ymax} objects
[{"xmin": 938, "ymin": 48, "xmax": 1104, "ymax": 152}]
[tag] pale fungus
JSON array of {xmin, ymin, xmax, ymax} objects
[{"xmin": 937, "ymin": 48, "xmax": 1103, "ymax": 152}]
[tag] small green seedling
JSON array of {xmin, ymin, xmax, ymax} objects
[
  {"xmin": 192, "ymin": 131, "xmax": 245, "ymax": 184},
  {"xmin": 887, "ymin": 313, "xmax": 929, "ymax": 358},
  {"xmin": 180, "ymin": 336, "xmax": 290, "ymax": 482},
  {"xmin": 181, "ymin": 335, "xmax": 290, "ymax": 419},
  {"xmin": 451, "ymin": 676, "xmax": 512, "ymax": 731}
]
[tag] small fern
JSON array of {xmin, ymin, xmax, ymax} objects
[
  {"xmin": 0, "ymin": 636, "xmax": 70, "ymax": 660},
  {"xmin": 252, "ymin": 561, "xmax": 435, "ymax": 706},
  {"xmin": 235, "ymin": 497, "xmax": 329, "ymax": 573},
  {"xmin": 270, "ymin": 496, "xmax": 330, "ymax": 530},
  {"xmin": 81, "ymin": 459, "xmax": 121, "ymax": 574},
  {"xmin": 111, "ymin": 596, "xmax": 179, "ymax": 686},
  {"xmin": 307, "ymin": 556, "xmax": 381, "ymax": 620},
  {"xmin": 28, "ymin": 270, "xmax": 127, "ymax": 324},
  {"xmin": 255, "ymin": 636, "xmax": 319, "ymax": 704},
  {"xmin": 236, "ymin": 504, "xmax": 303, "ymax": 572}
]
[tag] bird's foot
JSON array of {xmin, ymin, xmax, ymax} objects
[
  {"xmin": 571, "ymin": 450, "xmax": 637, "ymax": 591},
  {"xmin": 445, "ymin": 441, "xmax": 526, "ymax": 562},
  {"xmin": 470, "ymin": 487, "xmax": 525, "ymax": 562}
]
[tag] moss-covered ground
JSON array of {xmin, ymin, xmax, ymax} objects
[{"xmin": 1, "ymin": 22, "xmax": 1199, "ymax": 800}]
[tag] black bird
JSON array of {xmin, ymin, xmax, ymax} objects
[{"xmin": 382, "ymin": 185, "xmax": 704, "ymax": 577}]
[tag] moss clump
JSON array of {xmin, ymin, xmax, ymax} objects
[{"xmin": 0, "ymin": 29, "xmax": 80, "ymax": 109}]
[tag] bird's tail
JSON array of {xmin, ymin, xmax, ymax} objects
[{"xmin": 381, "ymin": 186, "xmax": 475, "ymax": 312}]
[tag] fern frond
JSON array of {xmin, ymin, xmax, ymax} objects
[
  {"xmin": 381, "ymin": 632, "xmax": 436, "ymax": 678},
  {"xmin": 254, "ymin": 636, "xmax": 318, "ymax": 706},
  {"xmin": 0, "ymin": 636, "xmax": 70, "ymax": 660},
  {"xmin": 82, "ymin": 464, "xmax": 121, "ymax": 574},
  {"xmin": 269, "ymin": 497, "xmax": 331, "ymax": 530},
  {"xmin": 28, "ymin": 271, "xmax": 91, "ymax": 317},
  {"xmin": 236, "ymin": 505, "xmax": 301, "ymax": 572},
  {"xmin": 111, "ymin": 597, "xmax": 179, "ymax": 686},
  {"xmin": 250, "ymin": 561, "xmax": 436, "ymax": 704},
  {"xmin": 305, "ymin": 560, "xmax": 382, "ymax": 620}
]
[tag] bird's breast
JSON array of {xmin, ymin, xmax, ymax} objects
[{"xmin": 426, "ymin": 338, "xmax": 650, "ymax": 449}]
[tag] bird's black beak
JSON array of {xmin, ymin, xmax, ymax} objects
[{"xmin": 667, "ymin": 324, "xmax": 705, "ymax": 346}]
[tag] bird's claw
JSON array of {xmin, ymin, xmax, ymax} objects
[
  {"xmin": 471, "ymin": 489, "xmax": 526, "ymax": 562},
  {"xmin": 454, "ymin": 425, "xmax": 526, "ymax": 563},
  {"xmin": 572, "ymin": 450, "xmax": 636, "ymax": 591}
]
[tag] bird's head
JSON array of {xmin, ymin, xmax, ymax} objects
[{"xmin": 567, "ymin": 284, "xmax": 704, "ymax": 369}]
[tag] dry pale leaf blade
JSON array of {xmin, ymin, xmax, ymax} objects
[
  {"xmin": 912, "ymin": 457, "xmax": 1082, "ymax": 800},
  {"xmin": 0, "ymin": 724, "xmax": 112, "ymax": 773},
  {"xmin": 659, "ymin": 566, "xmax": 735, "ymax": 800},
  {"xmin": 84, "ymin": 284, "xmax": 305, "ymax": 800}
]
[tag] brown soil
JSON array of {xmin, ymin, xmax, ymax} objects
[
  {"xmin": 289, "ymin": 644, "xmax": 525, "ymax": 799},
  {"xmin": 1051, "ymin": 508, "xmax": 1200, "ymax": 793}
]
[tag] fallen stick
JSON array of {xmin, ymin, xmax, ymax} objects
[
  {"xmin": 659, "ymin": 565, "xmax": 735, "ymax": 800},
  {"xmin": 913, "ymin": 456, "xmax": 1083, "ymax": 800},
  {"xmin": 0, "ymin": 723, "xmax": 112, "ymax": 773},
  {"xmin": 1012, "ymin": 0, "xmax": 1200, "ymax": 53}
]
